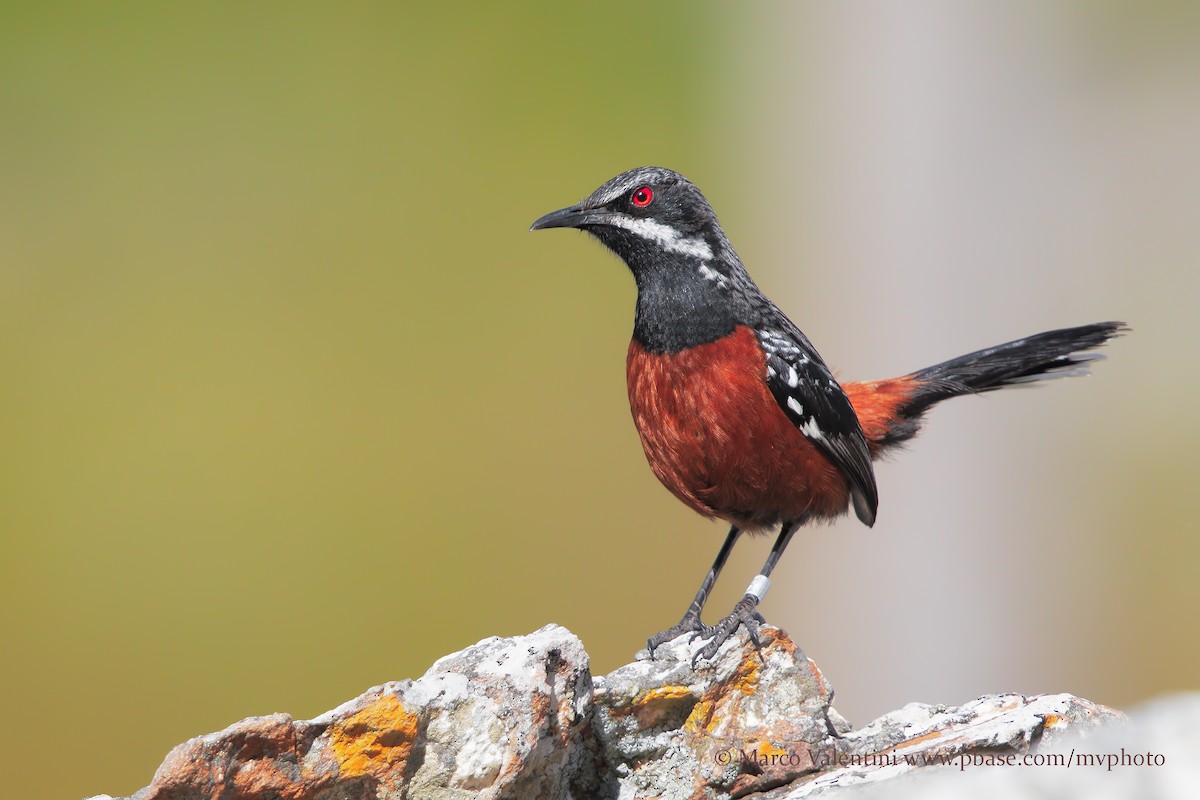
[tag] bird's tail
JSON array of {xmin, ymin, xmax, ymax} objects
[{"xmin": 845, "ymin": 322, "xmax": 1127, "ymax": 454}]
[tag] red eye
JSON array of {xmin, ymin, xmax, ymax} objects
[{"xmin": 631, "ymin": 186, "xmax": 654, "ymax": 207}]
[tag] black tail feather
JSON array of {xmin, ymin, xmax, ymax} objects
[{"xmin": 901, "ymin": 321, "xmax": 1128, "ymax": 419}]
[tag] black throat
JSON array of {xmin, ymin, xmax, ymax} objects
[
  {"xmin": 584, "ymin": 219, "xmax": 747, "ymax": 354},
  {"xmin": 630, "ymin": 263, "xmax": 739, "ymax": 354}
]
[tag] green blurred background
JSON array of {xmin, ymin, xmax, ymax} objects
[{"xmin": 2, "ymin": 3, "xmax": 1197, "ymax": 797}]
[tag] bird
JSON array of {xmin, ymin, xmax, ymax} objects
[{"xmin": 530, "ymin": 166, "xmax": 1125, "ymax": 664}]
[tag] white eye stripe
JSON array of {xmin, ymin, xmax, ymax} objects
[{"xmin": 606, "ymin": 216, "xmax": 714, "ymax": 261}]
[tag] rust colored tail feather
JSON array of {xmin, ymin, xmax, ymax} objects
[{"xmin": 847, "ymin": 322, "xmax": 1127, "ymax": 455}]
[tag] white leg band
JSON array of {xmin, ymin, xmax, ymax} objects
[{"xmin": 746, "ymin": 575, "xmax": 771, "ymax": 602}]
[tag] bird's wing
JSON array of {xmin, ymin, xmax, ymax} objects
[{"xmin": 755, "ymin": 325, "xmax": 879, "ymax": 526}]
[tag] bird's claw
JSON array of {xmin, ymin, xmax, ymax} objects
[
  {"xmin": 690, "ymin": 594, "xmax": 764, "ymax": 666},
  {"xmin": 646, "ymin": 610, "xmax": 707, "ymax": 656}
]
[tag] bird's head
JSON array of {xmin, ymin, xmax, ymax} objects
[{"xmin": 530, "ymin": 167, "xmax": 730, "ymax": 282}]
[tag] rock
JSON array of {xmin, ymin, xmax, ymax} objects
[
  {"xmin": 398, "ymin": 625, "xmax": 595, "ymax": 798},
  {"xmin": 117, "ymin": 624, "xmax": 593, "ymax": 800},
  {"xmin": 593, "ymin": 627, "xmax": 845, "ymax": 799},
  {"xmin": 776, "ymin": 693, "xmax": 1200, "ymax": 800},
  {"xmin": 99, "ymin": 624, "xmax": 1138, "ymax": 800},
  {"xmin": 774, "ymin": 692, "xmax": 1123, "ymax": 798}
]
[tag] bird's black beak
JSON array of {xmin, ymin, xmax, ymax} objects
[{"xmin": 529, "ymin": 205, "xmax": 613, "ymax": 231}]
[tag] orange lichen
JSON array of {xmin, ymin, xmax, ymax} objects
[
  {"xmin": 634, "ymin": 685, "xmax": 694, "ymax": 706},
  {"xmin": 724, "ymin": 652, "xmax": 763, "ymax": 695},
  {"xmin": 631, "ymin": 685, "xmax": 698, "ymax": 729},
  {"xmin": 683, "ymin": 652, "xmax": 763, "ymax": 735},
  {"xmin": 684, "ymin": 699, "xmax": 716, "ymax": 734},
  {"xmin": 747, "ymin": 740, "xmax": 789, "ymax": 761},
  {"xmin": 328, "ymin": 694, "xmax": 419, "ymax": 779},
  {"xmin": 1043, "ymin": 713, "xmax": 1061, "ymax": 728}
]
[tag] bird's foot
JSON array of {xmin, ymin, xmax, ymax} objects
[
  {"xmin": 690, "ymin": 594, "xmax": 766, "ymax": 666},
  {"xmin": 646, "ymin": 608, "xmax": 707, "ymax": 656}
]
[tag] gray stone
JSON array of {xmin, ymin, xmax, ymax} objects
[
  {"xmin": 96, "ymin": 624, "xmax": 1158, "ymax": 800},
  {"xmin": 593, "ymin": 627, "xmax": 844, "ymax": 798},
  {"xmin": 112, "ymin": 624, "xmax": 593, "ymax": 800}
]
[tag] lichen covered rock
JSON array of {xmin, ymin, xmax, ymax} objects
[
  {"xmin": 593, "ymin": 627, "xmax": 846, "ymax": 798},
  {"xmin": 120, "ymin": 624, "xmax": 592, "ymax": 800},
  {"xmin": 97, "ymin": 624, "xmax": 1128, "ymax": 800}
]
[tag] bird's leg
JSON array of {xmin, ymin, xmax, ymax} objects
[
  {"xmin": 646, "ymin": 526, "xmax": 742, "ymax": 655},
  {"xmin": 691, "ymin": 520, "xmax": 800, "ymax": 665}
]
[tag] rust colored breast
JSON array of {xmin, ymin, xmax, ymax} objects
[{"xmin": 626, "ymin": 325, "xmax": 851, "ymax": 531}]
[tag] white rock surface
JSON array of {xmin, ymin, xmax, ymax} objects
[
  {"xmin": 782, "ymin": 693, "xmax": 1199, "ymax": 800},
  {"xmin": 402, "ymin": 623, "xmax": 595, "ymax": 799}
]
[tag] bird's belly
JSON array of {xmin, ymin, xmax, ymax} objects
[{"xmin": 626, "ymin": 325, "xmax": 850, "ymax": 530}]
